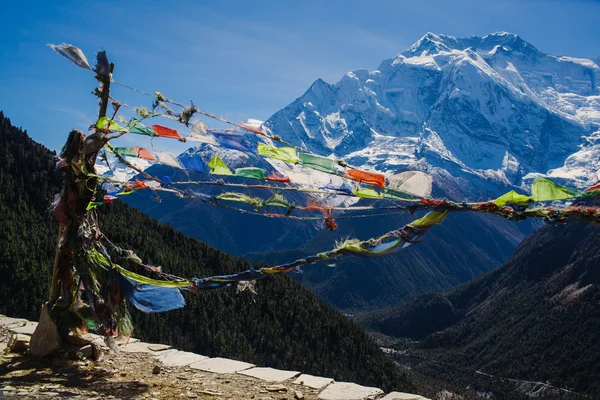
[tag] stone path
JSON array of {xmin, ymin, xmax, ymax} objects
[{"xmin": 0, "ymin": 314, "xmax": 430, "ymax": 400}]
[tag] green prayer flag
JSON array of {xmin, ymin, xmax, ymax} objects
[
  {"xmin": 493, "ymin": 190, "xmax": 532, "ymax": 207},
  {"xmin": 216, "ymin": 192, "xmax": 264, "ymax": 209},
  {"xmin": 115, "ymin": 265, "xmax": 190, "ymax": 288},
  {"xmin": 264, "ymin": 193, "xmax": 292, "ymax": 209},
  {"xmin": 299, "ymin": 153, "xmax": 336, "ymax": 173},
  {"xmin": 113, "ymin": 147, "xmax": 138, "ymax": 158},
  {"xmin": 235, "ymin": 167, "xmax": 265, "ymax": 180},
  {"xmin": 96, "ymin": 117, "xmax": 126, "ymax": 132},
  {"xmin": 410, "ymin": 209, "xmax": 448, "ymax": 228},
  {"xmin": 383, "ymin": 188, "xmax": 415, "ymax": 200},
  {"xmin": 257, "ymin": 143, "xmax": 299, "ymax": 164},
  {"xmin": 128, "ymin": 119, "xmax": 157, "ymax": 137},
  {"xmin": 86, "ymin": 201, "xmax": 104, "ymax": 211},
  {"xmin": 531, "ymin": 178, "xmax": 579, "ymax": 202},
  {"xmin": 353, "ymin": 188, "xmax": 383, "ymax": 199},
  {"xmin": 208, "ymin": 156, "xmax": 233, "ymax": 176}
]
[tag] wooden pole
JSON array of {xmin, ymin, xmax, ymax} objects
[{"xmin": 32, "ymin": 57, "xmax": 115, "ymax": 357}]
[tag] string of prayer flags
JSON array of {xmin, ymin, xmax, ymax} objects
[
  {"xmin": 257, "ymin": 143, "xmax": 299, "ymax": 164},
  {"xmin": 208, "ymin": 155, "xmax": 233, "ymax": 175},
  {"xmin": 345, "ymin": 168, "xmax": 386, "ymax": 188},
  {"xmin": 48, "ymin": 43, "xmax": 91, "ymax": 70}
]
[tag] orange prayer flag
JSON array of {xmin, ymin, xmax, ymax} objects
[
  {"xmin": 132, "ymin": 147, "xmax": 156, "ymax": 161},
  {"xmin": 134, "ymin": 180, "xmax": 149, "ymax": 189},
  {"xmin": 345, "ymin": 169, "xmax": 385, "ymax": 188},
  {"xmin": 151, "ymin": 124, "xmax": 184, "ymax": 140}
]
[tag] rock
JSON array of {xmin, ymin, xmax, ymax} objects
[
  {"xmin": 79, "ymin": 344, "xmax": 93, "ymax": 358},
  {"xmin": 317, "ymin": 382, "xmax": 383, "ymax": 400},
  {"xmin": 295, "ymin": 390, "xmax": 305, "ymax": 399},
  {"xmin": 186, "ymin": 392, "xmax": 197, "ymax": 398},
  {"xmin": 199, "ymin": 389, "xmax": 223, "ymax": 396},
  {"xmin": 148, "ymin": 344, "xmax": 171, "ymax": 352},
  {"xmin": 380, "ymin": 392, "xmax": 431, "ymax": 400},
  {"xmin": 8, "ymin": 333, "xmax": 30, "ymax": 353},
  {"xmin": 238, "ymin": 367, "xmax": 301, "ymax": 382},
  {"xmin": 189, "ymin": 357, "xmax": 254, "ymax": 374},
  {"xmin": 38, "ymin": 392, "xmax": 59, "ymax": 397},
  {"xmin": 1, "ymin": 385, "xmax": 16, "ymax": 392},
  {"xmin": 154, "ymin": 350, "xmax": 208, "ymax": 367},
  {"xmin": 265, "ymin": 384, "xmax": 287, "ymax": 392},
  {"xmin": 10, "ymin": 321, "xmax": 38, "ymax": 335},
  {"xmin": 152, "ymin": 365, "xmax": 161, "ymax": 374},
  {"xmin": 29, "ymin": 304, "xmax": 61, "ymax": 357},
  {"xmin": 293, "ymin": 374, "xmax": 334, "ymax": 389}
]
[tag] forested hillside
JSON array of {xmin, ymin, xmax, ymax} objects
[
  {"xmin": 0, "ymin": 111, "xmax": 417, "ymax": 393},
  {"xmin": 359, "ymin": 217, "xmax": 600, "ymax": 397}
]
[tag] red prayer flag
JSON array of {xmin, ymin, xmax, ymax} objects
[
  {"xmin": 151, "ymin": 124, "xmax": 184, "ymax": 140},
  {"xmin": 345, "ymin": 169, "xmax": 385, "ymax": 188},
  {"xmin": 585, "ymin": 181, "xmax": 600, "ymax": 192},
  {"xmin": 265, "ymin": 174, "xmax": 291, "ymax": 183}
]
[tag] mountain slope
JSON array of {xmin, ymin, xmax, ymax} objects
[
  {"xmin": 0, "ymin": 111, "xmax": 417, "ymax": 393},
  {"xmin": 359, "ymin": 217, "xmax": 600, "ymax": 396}
]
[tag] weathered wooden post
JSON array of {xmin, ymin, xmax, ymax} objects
[{"xmin": 30, "ymin": 55, "xmax": 115, "ymax": 357}]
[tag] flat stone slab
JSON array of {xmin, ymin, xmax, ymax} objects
[
  {"xmin": 155, "ymin": 350, "xmax": 208, "ymax": 367},
  {"xmin": 189, "ymin": 357, "xmax": 254, "ymax": 374},
  {"xmin": 0, "ymin": 316, "xmax": 28, "ymax": 330},
  {"xmin": 238, "ymin": 367, "xmax": 300, "ymax": 382},
  {"xmin": 10, "ymin": 322, "xmax": 38, "ymax": 335},
  {"xmin": 293, "ymin": 374, "xmax": 334, "ymax": 389},
  {"xmin": 148, "ymin": 344, "xmax": 171, "ymax": 352},
  {"xmin": 120, "ymin": 341, "xmax": 160, "ymax": 354},
  {"xmin": 318, "ymin": 382, "xmax": 383, "ymax": 400},
  {"xmin": 380, "ymin": 393, "xmax": 430, "ymax": 400}
]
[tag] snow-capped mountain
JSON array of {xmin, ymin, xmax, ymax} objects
[{"xmin": 264, "ymin": 32, "xmax": 600, "ymax": 196}]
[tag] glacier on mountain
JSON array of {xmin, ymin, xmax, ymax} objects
[{"xmin": 263, "ymin": 32, "xmax": 600, "ymax": 197}]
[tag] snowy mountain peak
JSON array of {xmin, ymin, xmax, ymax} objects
[
  {"xmin": 263, "ymin": 32, "xmax": 600, "ymax": 198},
  {"xmin": 403, "ymin": 31, "xmax": 534, "ymax": 58}
]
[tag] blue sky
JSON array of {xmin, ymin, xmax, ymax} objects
[{"xmin": 1, "ymin": 0, "xmax": 599, "ymax": 152}]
